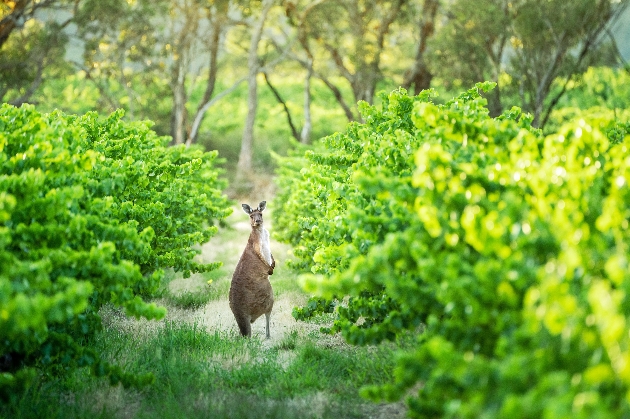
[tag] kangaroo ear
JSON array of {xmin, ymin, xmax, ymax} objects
[
  {"xmin": 258, "ymin": 201, "xmax": 267, "ymax": 212},
  {"xmin": 242, "ymin": 204, "xmax": 253, "ymax": 214}
]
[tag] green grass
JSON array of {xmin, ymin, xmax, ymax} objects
[
  {"xmin": 164, "ymin": 268, "xmax": 232, "ymax": 309},
  {"xmin": 270, "ymin": 261, "xmax": 303, "ymax": 297},
  {"xmin": 158, "ymin": 226, "xmax": 237, "ymax": 309},
  {"xmin": 1, "ymin": 321, "xmax": 405, "ymax": 419},
  {"xmin": 0, "ymin": 204, "xmax": 405, "ymax": 419}
]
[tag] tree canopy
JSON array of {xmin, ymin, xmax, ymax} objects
[{"xmin": 0, "ymin": 0, "xmax": 628, "ymax": 174}]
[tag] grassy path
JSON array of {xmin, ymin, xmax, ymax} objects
[
  {"xmin": 162, "ymin": 203, "xmax": 316, "ymax": 345},
  {"xmin": 3, "ymin": 200, "xmax": 408, "ymax": 419}
]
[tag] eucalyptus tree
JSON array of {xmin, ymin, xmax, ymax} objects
[
  {"xmin": 402, "ymin": 0, "xmax": 440, "ymax": 95},
  {"xmin": 165, "ymin": 0, "xmax": 246, "ymax": 147},
  {"xmin": 73, "ymin": 0, "xmax": 248, "ymax": 144},
  {"xmin": 428, "ymin": 0, "xmax": 509, "ymax": 115},
  {"xmin": 72, "ymin": 0, "xmax": 172, "ymax": 131},
  {"xmin": 186, "ymin": 0, "xmax": 242, "ymax": 146},
  {"xmin": 0, "ymin": 0, "xmax": 78, "ymax": 105},
  {"xmin": 511, "ymin": 0, "xmax": 629, "ymax": 128},
  {"xmin": 286, "ymin": 0, "xmax": 410, "ymax": 121},
  {"xmin": 236, "ymin": 0, "xmax": 275, "ymax": 178},
  {"xmin": 429, "ymin": 0, "xmax": 629, "ymax": 127}
]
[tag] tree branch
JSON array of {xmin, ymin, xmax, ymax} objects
[
  {"xmin": 186, "ymin": 77, "xmax": 247, "ymax": 147},
  {"xmin": 262, "ymin": 72, "xmax": 300, "ymax": 141},
  {"xmin": 403, "ymin": 0, "xmax": 439, "ymax": 94},
  {"xmin": 539, "ymin": 4, "xmax": 624, "ymax": 129},
  {"xmin": 8, "ymin": 61, "xmax": 45, "ymax": 106}
]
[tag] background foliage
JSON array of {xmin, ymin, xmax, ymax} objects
[{"xmin": 1, "ymin": 1, "xmax": 628, "ymax": 179}]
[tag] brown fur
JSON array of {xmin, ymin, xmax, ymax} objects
[{"xmin": 229, "ymin": 202, "xmax": 275, "ymax": 338}]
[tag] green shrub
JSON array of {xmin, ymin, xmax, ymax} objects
[
  {"xmin": 546, "ymin": 66, "xmax": 630, "ymax": 136},
  {"xmin": 274, "ymin": 85, "xmax": 630, "ymax": 417},
  {"xmin": 0, "ymin": 104, "xmax": 231, "ymax": 397},
  {"xmin": 557, "ymin": 66, "xmax": 630, "ymax": 111}
]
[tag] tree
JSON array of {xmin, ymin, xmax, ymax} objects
[
  {"xmin": 186, "ymin": 0, "xmax": 245, "ymax": 146},
  {"xmin": 73, "ymin": 0, "xmax": 249, "ymax": 144},
  {"xmin": 286, "ymin": 0, "xmax": 409, "ymax": 120},
  {"xmin": 169, "ymin": 0, "xmax": 246, "ymax": 147},
  {"xmin": 237, "ymin": 0, "xmax": 275, "ymax": 180},
  {"xmin": 511, "ymin": 0, "xmax": 629, "ymax": 127},
  {"xmin": 402, "ymin": 0, "xmax": 440, "ymax": 95},
  {"xmin": 428, "ymin": 0, "xmax": 512, "ymax": 115},
  {"xmin": 0, "ymin": 0, "xmax": 78, "ymax": 106},
  {"xmin": 72, "ymin": 0, "xmax": 172, "ymax": 131},
  {"xmin": 169, "ymin": 0, "xmax": 200, "ymax": 145},
  {"xmin": 429, "ymin": 0, "xmax": 629, "ymax": 127}
]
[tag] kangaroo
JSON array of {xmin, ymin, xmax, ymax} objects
[{"xmin": 229, "ymin": 201, "xmax": 275, "ymax": 338}]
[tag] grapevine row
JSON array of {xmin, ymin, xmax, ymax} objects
[{"xmin": 273, "ymin": 84, "xmax": 630, "ymax": 418}]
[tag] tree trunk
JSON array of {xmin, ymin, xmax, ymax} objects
[
  {"xmin": 485, "ymin": 86, "xmax": 503, "ymax": 117},
  {"xmin": 171, "ymin": 60, "xmax": 187, "ymax": 145},
  {"xmin": 169, "ymin": 1, "xmax": 200, "ymax": 145},
  {"xmin": 186, "ymin": 6, "xmax": 224, "ymax": 145},
  {"xmin": 351, "ymin": 72, "xmax": 377, "ymax": 105},
  {"xmin": 289, "ymin": 0, "xmax": 353, "ymax": 125},
  {"xmin": 0, "ymin": 0, "xmax": 29, "ymax": 50},
  {"xmin": 237, "ymin": 0, "xmax": 274, "ymax": 180},
  {"xmin": 404, "ymin": 0, "xmax": 438, "ymax": 94},
  {"xmin": 301, "ymin": 58, "xmax": 313, "ymax": 144}
]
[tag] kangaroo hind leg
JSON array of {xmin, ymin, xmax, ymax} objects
[
  {"xmin": 235, "ymin": 313, "xmax": 252, "ymax": 337},
  {"xmin": 265, "ymin": 312, "xmax": 271, "ymax": 339}
]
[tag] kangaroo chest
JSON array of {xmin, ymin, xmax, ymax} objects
[{"xmin": 259, "ymin": 228, "xmax": 272, "ymax": 265}]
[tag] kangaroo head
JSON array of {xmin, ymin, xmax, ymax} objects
[{"xmin": 242, "ymin": 201, "xmax": 266, "ymax": 228}]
